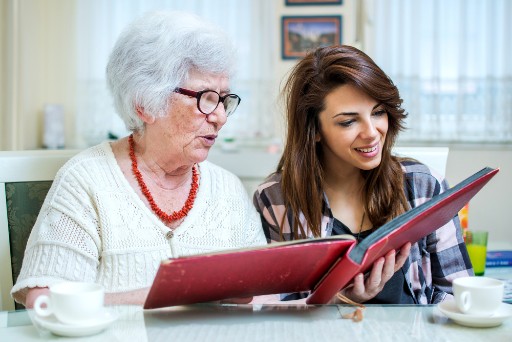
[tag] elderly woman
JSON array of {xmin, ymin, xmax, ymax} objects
[{"xmin": 12, "ymin": 10, "xmax": 266, "ymax": 307}]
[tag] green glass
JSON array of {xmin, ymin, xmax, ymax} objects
[{"xmin": 466, "ymin": 230, "xmax": 488, "ymax": 276}]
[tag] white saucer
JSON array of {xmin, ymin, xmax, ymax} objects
[
  {"xmin": 33, "ymin": 309, "xmax": 119, "ymax": 337},
  {"xmin": 437, "ymin": 301, "xmax": 512, "ymax": 328}
]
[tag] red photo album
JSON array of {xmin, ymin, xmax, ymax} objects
[{"xmin": 144, "ymin": 167, "xmax": 499, "ymax": 309}]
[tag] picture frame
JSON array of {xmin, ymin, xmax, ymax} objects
[
  {"xmin": 281, "ymin": 15, "xmax": 342, "ymax": 60},
  {"xmin": 285, "ymin": 0, "xmax": 343, "ymax": 5}
]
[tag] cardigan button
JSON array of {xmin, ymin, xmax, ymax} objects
[{"xmin": 166, "ymin": 231, "xmax": 174, "ymax": 239}]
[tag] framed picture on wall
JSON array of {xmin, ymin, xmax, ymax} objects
[
  {"xmin": 281, "ymin": 15, "xmax": 342, "ymax": 59},
  {"xmin": 285, "ymin": 0, "xmax": 343, "ymax": 5}
]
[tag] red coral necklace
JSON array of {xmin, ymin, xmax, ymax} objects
[{"xmin": 129, "ymin": 134, "xmax": 199, "ymax": 223}]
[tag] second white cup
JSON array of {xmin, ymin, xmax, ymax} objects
[
  {"xmin": 33, "ymin": 281, "xmax": 105, "ymax": 325},
  {"xmin": 453, "ymin": 276, "xmax": 504, "ymax": 316}
]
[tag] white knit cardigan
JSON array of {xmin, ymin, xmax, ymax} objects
[{"xmin": 11, "ymin": 142, "xmax": 266, "ymax": 304}]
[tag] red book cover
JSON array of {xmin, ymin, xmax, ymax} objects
[
  {"xmin": 144, "ymin": 167, "xmax": 498, "ymax": 310},
  {"xmin": 144, "ymin": 237, "xmax": 355, "ymax": 309},
  {"xmin": 307, "ymin": 167, "xmax": 499, "ymax": 304}
]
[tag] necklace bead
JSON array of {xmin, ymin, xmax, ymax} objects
[{"xmin": 129, "ymin": 134, "xmax": 199, "ymax": 224}]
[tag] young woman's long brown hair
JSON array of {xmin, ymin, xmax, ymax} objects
[{"xmin": 278, "ymin": 45, "xmax": 409, "ymax": 238}]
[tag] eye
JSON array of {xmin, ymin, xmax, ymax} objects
[
  {"xmin": 373, "ymin": 109, "xmax": 387, "ymax": 117},
  {"xmin": 338, "ymin": 119, "xmax": 356, "ymax": 127}
]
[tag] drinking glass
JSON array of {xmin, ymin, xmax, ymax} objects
[{"xmin": 465, "ymin": 230, "xmax": 488, "ymax": 276}]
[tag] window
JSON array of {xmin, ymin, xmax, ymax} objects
[
  {"xmin": 75, "ymin": 0, "xmax": 276, "ymax": 146},
  {"xmin": 366, "ymin": 0, "xmax": 512, "ymax": 143}
]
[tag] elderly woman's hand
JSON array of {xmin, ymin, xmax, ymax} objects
[{"xmin": 338, "ymin": 242, "xmax": 412, "ymax": 303}]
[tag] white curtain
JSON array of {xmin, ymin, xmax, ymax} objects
[
  {"xmin": 366, "ymin": 0, "xmax": 512, "ymax": 143},
  {"xmin": 75, "ymin": 0, "xmax": 276, "ymax": 147}
]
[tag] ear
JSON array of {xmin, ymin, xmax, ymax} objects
[
  {"xmin": 315, "ymin": 131, "xmax": 321, "ymax": 142},
  {"xmin": 135, "ymin": 105, "xmax": 156, "ymax": 124}
]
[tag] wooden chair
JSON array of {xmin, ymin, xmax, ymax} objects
[{"xmin": 0, "ymin": 149, "xmax": 79, "ymax": 311}]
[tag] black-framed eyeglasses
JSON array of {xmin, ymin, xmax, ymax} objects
[{"xmin": 173, "ymin": 87, "xmax": 241, "ymax": 117}]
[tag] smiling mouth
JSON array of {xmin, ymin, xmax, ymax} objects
[{"xmin": 355, "ymin": 145, "xmax": 377, "ymax": 153}]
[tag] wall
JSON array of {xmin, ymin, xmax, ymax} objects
[
  {"xmin": 272, "ymin": 0, "xmax": 358, "ymax": 140},
  {"xmin": 0, "ymin": 0, "xmax": 11, "ymax": 149},
  {"xmin": 446, "ymin": 147, "xmax": 512, "ymax": 249},
  {"xmin": 0, "ymin": 0, "xmax": 77, "ymax": 150}
]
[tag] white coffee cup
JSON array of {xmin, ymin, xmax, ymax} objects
[
  {"xmin": 34, "ymin": 281, "xmax": 105, "ymax": 325},
  {"xmin": 453, "ymin": 276, "xmax": 504, "ymax": 316}
]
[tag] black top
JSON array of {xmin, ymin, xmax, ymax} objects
[{"xmin": 332, "ymin": 217, "xmax": 415, "ymax": 304}]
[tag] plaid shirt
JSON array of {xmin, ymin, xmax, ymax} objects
[{"xmin": 253, "ymin": 160, "xmax": 473, "ymax": 304}]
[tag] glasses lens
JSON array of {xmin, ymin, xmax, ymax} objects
[
  {"xmin": 199, "ymin": 91, "xmax": 220, "ymax": 114},
  {"xmin": 223, "ymin": 95, "xmax": 241, "ymax": 116}
]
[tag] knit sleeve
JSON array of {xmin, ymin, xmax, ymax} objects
[
  {"xmin": 237, "ymin": 178, "xmax": 267, "ymax": 248},
  {"xmin": 11, "ymin": 159, "xmax": 101, "ymax": 304}
]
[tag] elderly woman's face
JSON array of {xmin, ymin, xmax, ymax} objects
[{"xmin": 149, "ymin": 69, "xmax": 230, "ymax": 165}]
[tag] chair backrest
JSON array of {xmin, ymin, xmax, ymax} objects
[
  {"xmin": 393, "ymin": 146, "xmax": 449, "ymax": 177},
  {"xmin": 0, "ymin": 149, "xmax": 79, "ymax": 311}
]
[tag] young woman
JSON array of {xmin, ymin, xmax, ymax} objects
[{"xmin": 253, "ymin": 45, "xmax": 473, "ymax": 304}]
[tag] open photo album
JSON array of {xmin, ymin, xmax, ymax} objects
[{"xmin": 144, "ymin": 167, "xmax": 499, "ymax": 310}]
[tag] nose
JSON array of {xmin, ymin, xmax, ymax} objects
[
  {"xmin": 360, "ymin": 118, "xmax": 378, "ymax": 140},
  {"xmin": 206, "ymin": 103, "xmax": 228, "ymax": 126}
]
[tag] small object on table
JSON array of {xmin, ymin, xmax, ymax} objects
[{"xmin": 337, "ymin": 293, "xmax": 366, "ymax": 322}]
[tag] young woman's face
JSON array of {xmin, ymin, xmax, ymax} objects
[{"xmin": 317, "ymin": 83, "xmax": 388, "ymax": 172}]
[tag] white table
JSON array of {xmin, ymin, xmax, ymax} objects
[
  {"xmin": 486, "ymin": 267, "xmax": 512, "ymax": 303},
  {"xmin": 1, "ymin": 303, "xmax": 511, "ymax": 341}
]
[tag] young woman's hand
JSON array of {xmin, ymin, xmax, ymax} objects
[{"xmin": 339, "ymin": 242, "xmax": 412, "ymax": 303}]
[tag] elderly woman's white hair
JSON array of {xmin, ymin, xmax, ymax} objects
[{"xmin": 106, "ymin": 10, "xmax": 237, "ymax": 131}]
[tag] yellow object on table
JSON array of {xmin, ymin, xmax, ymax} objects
[{"xmin": 466, "ymin": 230, "xmax": 489, "ymax": 276}]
